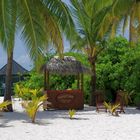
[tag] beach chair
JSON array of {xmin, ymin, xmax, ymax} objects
[
  {"xmin": 95, "ymin": 91, "xmax": 107, "ymax": 112},
  {"xmin": 115, "ymin": 90, "xmax": 125, "ymax": 113}
]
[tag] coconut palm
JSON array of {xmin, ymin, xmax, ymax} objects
[
  {"xmin": 103, "ymin": 0, "xmax": 140, "ymax": 45},
  {"xmin": 70, "ymin": 0, "xmax": 113, "ymax": 105},
  {"xmin": 70, "ymin": 0, "xmax": 140, "ymax": 105},
  {"xmin": 0, "ymin": 0, "xmax": 74, "ymax": 111},
  {"xmin": 116, "ymin": 0, "xmax": 140, "ymax": 46}
]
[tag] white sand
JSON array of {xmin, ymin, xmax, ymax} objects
[{"xmin": 0, "ymin": 97, "xmax": 140, "ymax": 140}]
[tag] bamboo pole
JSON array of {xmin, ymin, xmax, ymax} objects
[
  {"xmin": 46, "ymin": 71, "xmax": 50, "ymax": 90},
  {"xmin": 44, "ymin": 69, "xmax": 47, "ymax": 90},
  {"xmin": 80, "ymin": 73, "xmax": 84, "ymax": 91},
  {"xmin": 77, "ymin": 73, "xmax": 80, "ymax": 89}
]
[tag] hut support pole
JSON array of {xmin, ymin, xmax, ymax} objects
[
  {"xmin": 80, "ymin": 74, "xmax": 84, "ymax": 91},
  {"xmin": 77, "ymin": 73, "xmax": 80, "ymax": 89},
  {"xmin": 46, "ymin": 71, "xmax": 50, "ymax": 90},
  {"xmin": 44, "ymin": 69, "xmax": 47, "ymax": 90}
]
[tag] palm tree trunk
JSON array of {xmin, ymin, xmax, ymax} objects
[
  {"xmin": 129, "ymin": 5, "xmax": 136, "ymax": 47},
  {"xmin": 129, "ymin": 14, "xmax": 134, "ymax": 46},
  {"xmin": 4, "ymin": 50, "xmax": 13, "ymax": 112},
  {"xmin": 89, "ymin": 57, "xmax": 96, "ymax": 106}
]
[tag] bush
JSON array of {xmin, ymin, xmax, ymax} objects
[
  {"xmin": 133, "ymin": 94, "xmax": 140, "ymax": 106},
  {"xmin": 50, "ymin": 75, "xmax": 75, "ymax": 90},
  {"xmin": 96, "ymin": 37, "xmax": 140, "ymax": 105},
  {"xmin": 22, "ymin": 71, "xmax": 44, "ymax": 89}
]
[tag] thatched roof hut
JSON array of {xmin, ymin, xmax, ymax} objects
[
  {"xmin": 42, "ymin": 56, "xmax": 91, "ymax": 75},
  {"xmin": 42, "ymin": 56, "xmax": 91, "ymax": 110},
  {"xmin": 42, "ymin": 56, "xmax": 91, "ymax": 90}
]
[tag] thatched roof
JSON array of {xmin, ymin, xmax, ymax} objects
[
  {"xmin": 0, "ymin": 60, "xmax": 29, "ymax": 75},
  {"xmin": 42, "ymin": 56, "xmax": 91, "ymax": 75}
]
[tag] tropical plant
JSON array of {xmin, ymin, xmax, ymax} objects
[
  {"xmin": 120, "ymin": 91, "xmax": 134, "ymax": 106},
  {"xmin": 0, "ymin": 0, "xmax": 74, "ymax": 111},
  {"xmin": 14, "ymin": 84, "xmax": 43, "ymax": 100},
  {"xmin": 0, "ymin": 101, "xmax": 11, "ymax": 112},
  {"xmin": 15, "ymin": 84, "xmax": 47, "ymax": 123},
  {"xmin": 16, "ymin": 71, "xmax": 44, "ymax": 90},
  {"xmin": 104, "ymin": 102, "xmax": 120, "ymax": 116},
  {"xmin": 21, "ymin": 94, "xmax": 47, "ymax": 123},
  {"xmin": 68, "ymin": 109, "xmax": 76, "ymax": 119}
]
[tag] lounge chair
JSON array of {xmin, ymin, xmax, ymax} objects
[
  {"xmin": 95, "ymin": 90, "xmax": 107, "ymax": 112},
  {"xmin": 115, "ymin": 90, "xmax": 125, "ymax": 113}
]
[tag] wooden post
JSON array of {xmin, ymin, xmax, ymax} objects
[
  {"xmin": 46, "ymin": 71, "xmax": 50, "ymax": 89},
  {"xmin": 80, "ymin": 73, "xmax": 84, "ymax": 91},
  {"xmin": 44, "ymin": 69, "xmax": 47, "ymax": 90},
  {"xmin": 77, "ymin": 73, "xmax": 80, "ymax": 89}
]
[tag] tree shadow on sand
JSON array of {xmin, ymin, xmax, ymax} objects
[
  {"xmin": 0, "ymin": 111, "xmax": 52, "ymax": 127},
  {"xmin": 0, "ymin": 106, "xmax": 140, "ymax": 127},
  {"xmin": 122, "ymin": 107, "xmax": 140, "ymax": 115}
]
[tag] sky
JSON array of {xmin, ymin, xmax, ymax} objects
[{"xmin": 0, "ymin": 0, "xmax": 129, "ymax": 70}]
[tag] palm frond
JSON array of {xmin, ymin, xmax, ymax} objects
[{"xmin": 17, "ymin": 0, "xmax": 46, "ymax": 63}]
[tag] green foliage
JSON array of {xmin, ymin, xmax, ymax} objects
[
  {"xmin": 68, "ymin": 109, "xmax": 76, "ymax": 119},
  {"xmin": 96, "ymin": 37, "xmax": 140, "ymax": 105},
  {"xmin": 15, "ymin": 83, "xmax": 47, "ymax": 123},
  {"xmin": 96, "ymin": 36, "xmax": 129, "ymax": 90},
  {"xmin": 104, "ymin": 102, "xmax": 120, "ymax": 116},
  {"xmin": 22, "ymin": 72, "xmax": 44, "ymax": 89},
  {"xmin": 14, "ymin": 84, "xmax": 43, "ymax": 100},
  {"xmin": 50, "ymin": 75, "xmax": 75, "ymax": 90},
  {"xmin": 14, "ymin": 71, "xmax": 44, "ymax": 99},
  {"xmin": 133, "ymin": 94, "xmax": 140, "ymax": 106}
]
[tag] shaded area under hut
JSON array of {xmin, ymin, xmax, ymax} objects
[{"xmin": 42, "ymin": 56, "xmax": 92, "ymax": 110}]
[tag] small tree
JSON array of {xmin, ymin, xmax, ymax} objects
[{"xmin": 15, "ymin": 84, "xmax": 47, "ymax": 123}]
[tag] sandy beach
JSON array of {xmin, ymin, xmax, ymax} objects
[{"xmin": 0, "ymin": 97, "xmax": 140, "ymax": 140}]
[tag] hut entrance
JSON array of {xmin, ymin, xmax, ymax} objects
[{"xmin": 42, "ymin": 56, "xmax": 91, "ymax": 110}]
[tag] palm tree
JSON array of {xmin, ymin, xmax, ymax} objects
[
  {"xmin": 70, "ymin": 0, "xmax": 113, "ymax": 105},
  {"xmin": 0, "ymin": 1, "xmax": 18, "ymax": 111},
  {"xmin": 0, "ymin": 0, "xmax": 74, "ymax": 111},
  {"xmin": 70, "ymin": 0, "xmax": 140, "ymax": 105},
  {"xmin": 117, "ymin": 0, "xmax": 140, "ymax": 46},
  {"xmin": 102, "ymin": 0, "xmax": 140, "ymax": 46}
]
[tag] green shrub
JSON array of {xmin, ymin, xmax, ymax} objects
[
  {"xmin": 96, "ymin": 37, "xmax": 140, "ymax": 105},
  {"xmin": 15, "ymin": 84, "xmax": 47, "ymax": 123},
  {"xmin": 50, "ymin": 75, "xmax": 75, "ymax": 90},
  {"xmin": 104, "ymin": 102, "xmax": 120, "ymax": 116},
  {"xmin": 14, "ymin": 84, "xmax": 43, "ymax": 100},
  {"xmin": 0, "ymin": 101, "xmax": 11, "ymax": 111},
  {"xmin": 133, "ymin": 94, "xmax": 140, "ymax": 106}
]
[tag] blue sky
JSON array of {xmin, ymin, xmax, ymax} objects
[{"xmin": 0, "ymin": 0, "xmax": 129, "ymax": 70}]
